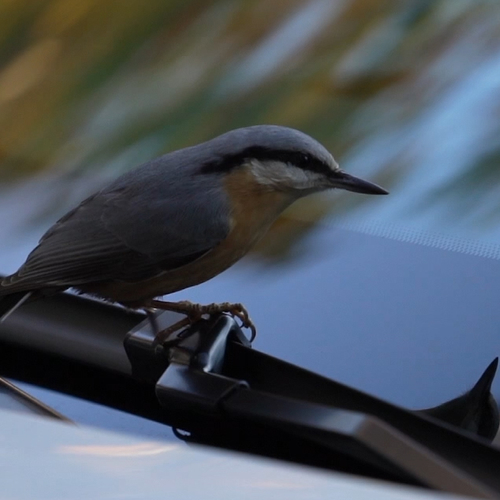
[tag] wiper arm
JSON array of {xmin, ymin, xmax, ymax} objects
[
  {"xmin": 0, "ymin": 291, "xmax": 499, "ymax": 497},
  {"xmin": 126, "ymin": 313, "xmax": 500, "ymax": 498}
]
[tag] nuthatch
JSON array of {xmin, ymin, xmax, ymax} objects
[
  {"xmin": 0, "ymin": 125, "xmax": 387, "ymax": 338},
  {"xmin": 417, "ymin": 358, "xmax": 499, "ymax": 442}
]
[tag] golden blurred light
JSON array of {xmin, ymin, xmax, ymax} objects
[
  {"xmin": 0, "ymin": 38, "xmax": 61, "ymax": 103},
  {"xmin": 34, "ymin": 0, "xmax": 95, "ymax": 35}
]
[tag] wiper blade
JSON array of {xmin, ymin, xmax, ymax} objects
[
  {"xmin": 125, "ymin": 313, "xmax": 500, "ymax": 498},
  {"xmin": 0, "ymin": 291, "xmax": 499, "ymax": 497}
]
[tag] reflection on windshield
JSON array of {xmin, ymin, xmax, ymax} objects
[
  {"xmin": 1, "ymin": 1, "xmax": 500, "ymax": 441},
  {"xmin": 1, "ymin": 1, "xmax": 500, "ymax": 268}
]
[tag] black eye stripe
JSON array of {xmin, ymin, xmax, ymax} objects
[{"xmin": 199, "ymin": 146, "xmax": 332, "ymax": 176}]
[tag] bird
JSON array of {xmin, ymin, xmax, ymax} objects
[
  {"xmin": 0, "ymin": 125, "xmax": 388, "ymax": 341},
  {"xmin": 417, "ymin": 358, "xmax": 499, "ymax": 442}
]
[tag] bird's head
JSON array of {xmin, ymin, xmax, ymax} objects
[{"xmin": 199, "ymin": 125, "xmax": 388, "ymax": 198}]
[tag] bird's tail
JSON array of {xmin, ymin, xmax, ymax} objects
[{"xmin": 0, "ymin": 291, "xmax": 33, "ymax": 322}]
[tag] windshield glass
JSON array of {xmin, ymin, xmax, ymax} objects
[{"xmin": 0, "ymin": 1, "xmax": 499, "ymax": 433}]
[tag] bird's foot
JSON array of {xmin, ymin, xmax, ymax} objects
[{"xmin": 150, "ymin": 299, "xmax": 257, "ymax": 344}]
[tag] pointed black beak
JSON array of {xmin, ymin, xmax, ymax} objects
[{"xmin": 330, "ymin": 170, "xmax": 389, "ymax": 195}]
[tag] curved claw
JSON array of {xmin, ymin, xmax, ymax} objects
[{"xmin": 150, "ymin": 299, "xmax": 257, "ymax": 342}]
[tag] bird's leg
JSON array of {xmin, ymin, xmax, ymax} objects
[
  {"xmin": 143, "ymin": 308, "xmax": 191, "ymax": 346},
  {"xmin": 150, "ymin": 299, "xmax": 257, "ymax": 342},
  {"xmin": 155, "ymin": 316, "xmax": 193, "ymax": 345}
]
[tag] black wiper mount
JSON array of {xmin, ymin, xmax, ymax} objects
[{"xmin": 125, "ymin": 312, "xmax": 500, "ymax": 499}]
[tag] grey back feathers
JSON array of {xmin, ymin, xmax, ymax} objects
[
  {"xmin": 2, "ymin": 172, "xmax": 230, "ymax": 291},
  {"xmin": 0, "ymin": 125, "xmax": 331, "ymax": 295}
]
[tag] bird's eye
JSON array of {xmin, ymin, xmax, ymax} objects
[{"xmin": 302, "ymin": 154, "xmax": 310, "ymax": 163}]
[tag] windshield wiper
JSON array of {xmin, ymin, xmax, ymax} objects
[{"xmin": 0, "ymin": 291, "xmax": 499, "ymax": 497}]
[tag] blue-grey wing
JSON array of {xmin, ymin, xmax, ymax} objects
[{"xmin": 0, "ymin": 161, "xmax": 230, "ymax": 292}]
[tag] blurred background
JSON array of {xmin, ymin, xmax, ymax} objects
[{"xmin": 1, "ymin": 0, "xmax": 500, "ymax": 436}]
